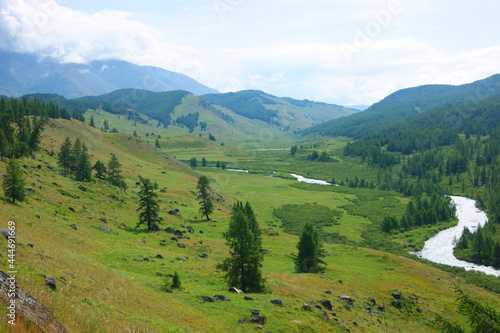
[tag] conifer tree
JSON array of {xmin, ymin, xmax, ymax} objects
[
  {"xmin": 57, "ymin": 137, "xmax": 72, "ymax": 175},
  {"xmin": 218, "ymin": 201, "xmax": 265, "ymax": 293},
  {"xmin": 70, "ymin": 137, "xmax": 82, "ymax": 172},
  {"xmin": 136, "ymin": 176, "xmax": 159, "ymax": 230},
  {"xmin": 295, "ymin": 222, "xmax": 326, "ymax": 273},
  {"xmin": 171, "ymin": 271, "xmax": 181, "ymax": 289},
  {"xmin": 92, "ymin": 160, "xmax": 107, "ymax": 179},
  {"xmin": 89, "ymin": 115, "xmax": 95, "ymax": 127},
  {"xmin": 107, "ymin": 153, "xmax": 126, "ymax": 188},
  {"xmin": 75, "ymin": 142, "xmax": 92, "ymax": 182},
  {"xmin": 2, "ymin": 158, "xmax": 26, "ymax": 203},
  {"xmin": 196, "ymin": 175, "xmax": 213, "ymax": 220}
]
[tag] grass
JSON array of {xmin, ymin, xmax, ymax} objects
[{"xmin": 0, "ymin": 117, "xmax": 499, "ymax": 332}]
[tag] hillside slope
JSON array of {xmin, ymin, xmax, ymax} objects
[
  {"xmin": 1, "ymin": 118, "xmax": 500, "ymax": 332},
  {"xmin": 305, "ymin": 74, "xmax": 500, "ymax": 138}
]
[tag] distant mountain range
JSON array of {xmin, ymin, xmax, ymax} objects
[
  {"xmin": 304, "ymin": 74, "xmax": 500, "ymax": 138},
  {"xmin": 0, "ymin": 51, "xmax": 219, "ymax": 98}
]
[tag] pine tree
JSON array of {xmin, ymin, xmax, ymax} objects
[
  {"xmin": 295, "ymin": 222, "xmax": 326, "ymax": 273},
  {"xmin": 2, "ymin": 158, "xmax": 26, "ymax": 203},
  {"xmin": 70, "ymin": 138, "xmax": 82, "ymax": 172},
  {"xmin": 107, "ymin": 153, "xmax": 126, "ymax": 188},
  {"xmin": 190, "ymin": 157, "xmax": 197, "ymax": 168},
  {"xmin": 155, "ymin": 138, "xmax": 161, "ymax": 148},
  {"xmin": 201, "ymin": 157, "xmax": 207, "ymax": 168},
  {"xmin": 57, "ymin": 137, "xmax": 72, "ymax": 175},
  {"xmin": 92, "ymin": 160, "xmax": 107, "ymax": 179},
  {"xmin": 218, "ymin": 201, "xmax": 265, "ymax": 293},
  {"xmin": 136, "ymin": 176, "xmax": 159, "ymax": 230},
  {"xmin": 196, "ymin": 175, "xmax": 213, "ymax": 220},
  {"xmin": 89, "ymin": 115, "xmax": 95, "ymax": 127},
  {"xmin": 75, "ymin": 142, "xmax": 92, "ymax": 182},
  {"xmin": 171, "ymin": 271, "xmax": 181, "ymax": 289}
]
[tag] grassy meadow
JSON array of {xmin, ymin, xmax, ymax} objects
[{"xmin": 0, "ymin": 117, "xmax": 499, "ymax": 332}]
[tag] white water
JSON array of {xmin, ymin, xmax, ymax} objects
[
  {"xmin": 226, "ymin": 168, "xmax": 249, "ymax": 173},
  {"xmin": 412, "ymin": 196, "xmax": 500, "ymax": 277},
  {"xmin": 289, "ymin": 173, "xmax": 332, "ymax": 186}
]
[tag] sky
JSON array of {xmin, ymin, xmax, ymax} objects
[{"xmin": 1, "ymin": 0, "xmax": 500, "ymax": 106}]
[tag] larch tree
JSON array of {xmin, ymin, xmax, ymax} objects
[
  {"xmin": 136, "ymin": 176, "xmax": 160, "ymax": 230},
  {"xmin": 196, "ymin": 175, "xmax": 214, "ymax": 220},
  {"xmin": 2, "ymin": 158, "xmax": 26, "ymax": 204},
  {"xmin": 107, "ymin": 153, "xmax": 126, "ymax": 188},
  {"xmin": 218, "ymin": 201, "xmax": 265, "ymax": 293},
  {"xmin": 295, "ymin": 222, "xmax": 326, "ymax": 273}
]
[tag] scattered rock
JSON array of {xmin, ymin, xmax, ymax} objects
[
  {"xmin": 37, "ymin": 178, "xmax": 44, "ymax": 184},
  {"xmin": 301, "ymin": 303, "xmax": 313, "ymax": 311},
  {"xmin": 168, "ymin": 209, "xmax": 178, "ymax": 216},
  {"xmin": 100, "ymin": 217, "xmax": 107, "ymax": 223},
  {"xmin": 177, "ymin": 243, "xmax": 186, "ymax": 249},
  {"xmin": 24, "ymin": 186, "xmax": 35, "ymax": 192},
  {"xmin": 238, "ymin": 318, "xmax": 245, "ymax": 324},
  {"xmin": 68, "ymin": 207, "xmax": 75, "ymax": 213},
  {"xmin": 150, "ymin": 224, "xmax": 160, "ymax": 231},
  {"xmin": 214, "ymin": 295, "xmax": 231, "ymax": 301},
  {"xmin": 78, "ymin": 185, "xmax": 87, "ymax": 191},
  {"xmin": 392, "ymin": 300, "xmax": 402, "ymax": 308},
  {"xmin": 270, "ymin": 299, "xmax": 282, "ymax": 306},
  {"xmin": 165, "ymin": 227, "xmax": 175, "ymax": 234},
  {"xmin": 319, "ymin": 299, "xmax": 334, "ymax": 310},
  {"xmin": 377, "ymin": 305, "xmax": 385, "ymax": 312},
  {"xmin": 0, "ymin": 229, "xmax": 14, "ymax": 240},
  {"xmin": 178, "ymin": 257, "xmax": 187, "ymax": 262},
  {"xmin": 47, "ymin": 165, "xmax": 56, "ymax": 171},
  {"xmin": 229, "ymin": 287, "xmax": 243, "ymax": 294},
  {"xmin": 160, "ymin": 189, "xmax": 167, "ymax": 193},
  {"xmin": 143, "ymin": 258, "xmax": 149, "ymax": 262},
  {"xmin": 244, "ymin": 296, "xmax": 254, "ymax": 300},
  {"xmin": 69, "ymin": 224, "xmax": 77, "ymax": 230},
  {"xmin": 121, "ymin": 223, "xmax": 129, "ymax": 229},
  {"xmin": 322, "ymin": 310, "xmax": 329, "ymax": 320},
  {"xmin": 249, "ymin": 309, "xmax": 266, "ymax": 325},
  {"xmin": 323, "ymin": 290, "xmax": 332, "ymax": 294},
  {"xmin": 201, "ymin": 296, "xmax": 215, "ymax": 302},
  {"xmin": 44, "ymin": 276, "xmax": 56, "ymax": 290},
  {"xmin": 187, "ymin": 226, "xmax": 194, "ymax": 234},
  {"xmin": 174, "ymin": 230, "xmax": 184, "ymax": 238},
  {"xmin": 338, "ymin": 295, "xmax": 355, "ymax": 305},
  {"xmin": 99, "ymin": 226, "xmax": 111, "ymax": 233},
  {"xmin": 171, "ymin": 237, "xmax": 178, "ymax": 242},
  {"xmin": 199, "ymin": 230, "xmax": 204, "ymax": 234},
  {"xmin": 200, "ymin": 253, "xmax": 208, "ymax": 259},
  {"xmin": 259, "ymin": 248, "xmax": 269, "ymax": 253},
  {"xmin": 164, "ymin": 289, "xmax": 173, "ymax": 293},
  {"xmin": 391, "ymin": 290, "xmax": 402, "ymax": 300},
  {"xmin": 156, "ymin": 254, "xmax": 164, "ymax": 259},
  {"xmin": 72, "ymin": 195, "xmax": 80, "ymax": 199}
]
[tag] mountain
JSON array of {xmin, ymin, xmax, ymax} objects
[
  {"xmin": 304, "ymin": 74, "xmax": 500, "ymax": 138},
  {"xmin": 0, "ymin": 51, "xmax": 218, "ymax": 98}
]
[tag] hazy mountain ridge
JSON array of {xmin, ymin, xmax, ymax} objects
[
  {"xmin": 304, "ymin": 74, "xmax": 500, "ymax": 139},
  {"xmin": 0, "ymin": 51, "xmax": 218, "ymax": 98}
]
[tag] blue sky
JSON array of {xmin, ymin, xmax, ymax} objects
[{"xmin": 1, "ymin": 0, "xmax": 499, "ymax": 105}]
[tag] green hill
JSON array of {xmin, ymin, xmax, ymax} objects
[{"xmin": 304, "ymin": 74, "xmax": 500, "ymax": 139}]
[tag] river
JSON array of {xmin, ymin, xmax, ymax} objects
[{"xmin": 412, "ymin": 196, "xmax": 500, "ymax": 277}]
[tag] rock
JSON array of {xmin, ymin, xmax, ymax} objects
[
  {"xmin": 171, "ymin": 237, "xmax": 178, "ymax": 242},
  {"xmin": 200, "ymin": 253, "xmax": 208, "ymax": 258},
  {"xmin": 78, "ymin": 185, "xmax": 87, "ymax": 191},
  {"xmin": 69, "ymin": 224, "xmax": 77, "ymax": 230},
  {"xmin": 143, "ymin": 258, "xmax": 149, "ymax": 262},
  {"xmin": 214, "ymin": 295, "xmax": 231, "ymax": 301},
  {"xmin": 244, "ymin": 296, "xmax": 254, "ymax": 300},
  {"xmin": 391, "ymin": 290, "xmax": 402, "ymax": 299},
  {"xmin": 0, "ymin": 229, "xmax": 14, "ymax": 240},
  {"xmin": 249, "ymin": 309, "xmax": 266, "ymax": 325},
  {"xmin": 301, "ymin": 303, "xmax": 313, "ymax": 311},
  {"xmin": 322, "ymin": 310, "xmax": 329, "ymax": 320},
  {"xmin": 164, "ymin": 289, "xmax": 173, "ymax": 293},
  {"xmin": 156, "ymin": 254, "xmax": 164, "ymax": 259},
  {"xmin": 100, "ymin": 217, "xmax": 107, "ymax": 223},
  {"xmin": 238, "ymin": 318, "xmax": 245, "ymax": 324},
  {"xmin": 201, "ymin": 296, "xmax": 215, "ymax": 302},
  {"xmin": 150, "ymin": 224, "xmax": 160, "ymax": 231},
  {"xmin": 37, "ymin": 178, "xmax": 44, "ymax": 184},
  {"xmin": 160, "ymin": 189, "xmax": 166, "ymax": 193},
  {"xmin": 47, "ymin": 165, "xmax": 56, "ymax": 171},
  {"xmin": 44, "ymin": 276, "xmax": 56, "ymax": 290},
  {"xmin": 270, "ymin": 299, "xmax": 283, "ymax": 306},
  {"xmin": 377, "ymin": 305, "xmax": 385, "ymax": 312},
  {"xmin": 52, "ymin": 182, "xmax": 60, "ymax": 187},
  {"xmin": 165, "ymin": 227, "xmax": 175, "ymax": 234},
  {"xmin": 174, "ymin": 230, "xmax": 184, "ymax": 238},
  {"xmin": 338, "ymin": 295, "xmax": 355, "ymax": 305},
  {"xmin": 392, "ymin": 300, "xmax": 402, "ymax": 308},
  {"xmin": 319, "ymin": 299, "xmax": 334, "ymax": 310},
  {"xmin": 199, "ymin": 230, "xmax": 204, "ymax": 234},
  {"xmin": 168, "ymin": 209, "xmax": 178, "ymax": 215},
  {"xmin": 178, "ymin": 257, "xmax": 187, "ymax": 262},
  {"xmin": 323, "ymin": 290, "xmax": 332, "ymax": 294},
  {"xmin": 177, "ymin": 243, "xmax": 186, "ymax": 249},
  {"xmin": 72, "ymin": 195, "xmax": 80, "ymax": 199},
  {"xmin": 24, "ymin": 186, "xmax": 35, "ymax": 192},
  {"xmin": 187, "ymin": 226, "xmax": 194, "ymax": 234},
  {"xmin": 99, "ymin": 226, "xmax": 111, "ymax": 233},
  {"xmin": 68, "ymin": 207, "xmax": 75, "ymax": 213},
  {"xmin": 159, "ymin": 243, "xmax": 166, "ymax": 246},
  {"xmin": 35, "ymin": 215, "xmax": 40, "ymax": 219},
  {"xmin": 370, "ymin": 297, "xmax": 376, "ymax": 305},
  {"xmin": 229, "ymin": 287, "xmax": 243, "ymax": 294},
  {"xmin": 121, "ymin": 223, "xmax": 129, "ymax": 229},
  {"xmin": 259, "ymin": 248, "xmax": 268, "ymax": 253}
]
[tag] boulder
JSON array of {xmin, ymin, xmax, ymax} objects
[
  {"xmin": 160, "ymin": 189, "xmax": 167, "ymax": 193},
  {"xmin": 187, "ymin": 226, "xmax": 194, "ymax": 234},
  {"xmin": 168, "ymin": 209, "xmax": 178, "ymax": 215},
  {"xmin": 244, "ymin": 296, "xmax": 254, "ymax": 300},
  {"xmin": 174, "ymin": 230, "xmax": 184, "ymax": 238},
  {"xmin": 78, "ymin": 185, "xmax": 87, "ymax": 191},
  {"xmin": 319, "ymin": 299, "xmax": 334, "ymax": 310},
  {"xmin": 322, "ymin": 310, "xmax": 329, "ymax": 320},
  {"xmin": 0, "ymin": 229, "xmax": 14, "ymax": 240},
  {"xmin": 248, "ymin": 309, "xmax": 266, "ymax": 325},
  {"xmin": 229, "ymin": 287, "xmax": 243, "ymax": 294},
  {"xmin": 200, "ymin": 253, "xmax": 208, "ymax": 259},
  {"xmin": 177, "ymin": 243, "xmax": 186, "ymax": 249},
  {"xmin": 301, "ymin": 303, "xmax": 313, "ymax": 311},
  {"xmin": 391, "ymin": 290, "xmax": 402, "ymax": 300},
  {"xmin": 165, "ymin": 227, "xmax": 175, "ymax": 234},
  {"xmin": 270, "ymin": 299, "xmax": 283, "ymax": 306},
  {"xmin": 68, "ymin": 207, "xmax": 75, "ymax": 213},
  {"xmin": 214, "ymin": 295, "xmax": 231, "ymax": 301},
  {"xmin": 99, "ymin": 226, "xmax": 111, "ymax": 233},
  {"xmin": 156, "ymin": 254, "xmax": 164, "ymax": 259},
  {"xmin": 150, "ymin": 223, "xmax": 160, "ymax": 231},
  {"xmin": 338, "ymin": 295, "xmax": 355, "ymax": 305},
  {"xmin": 178, "ymin": 257, "xmax": 187, "ymax": 262},
  {"xmin": 392, "ymin": 300, "xmax": 402, "ymax": 308},
  {"xmin": 171, "ymin": 237, "xmax": 178, "ymax": 242},
  {"xmin": 47, "ymin": 165, "xmax": 56, "ymax": 171},
  {"xmin": 100, "ymin": 217, "xmax": 107, "ymax": 223},
  {"xmin": 69, "ymin": 224, "xmax": 77, "ymax": 230},
  {"xmin": 44, "ymin": 276, "xmax": 56, "ymax": 290},
  {"xmin": 201, "ymin": 296, "xmax": 215, "ymax": 302}
]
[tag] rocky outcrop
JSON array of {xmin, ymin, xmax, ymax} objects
[{"xmin": 0, "ymin": 271, "xmax": 68, "ymax": 332}]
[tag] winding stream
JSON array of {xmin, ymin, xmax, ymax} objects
[
  {"xmin": 227, "ymin": 168, "xmax": 500, "ymax": 276},
  {"xmin": 412, "ymin": 196, "xmax": 500, "ymax": 277}
]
